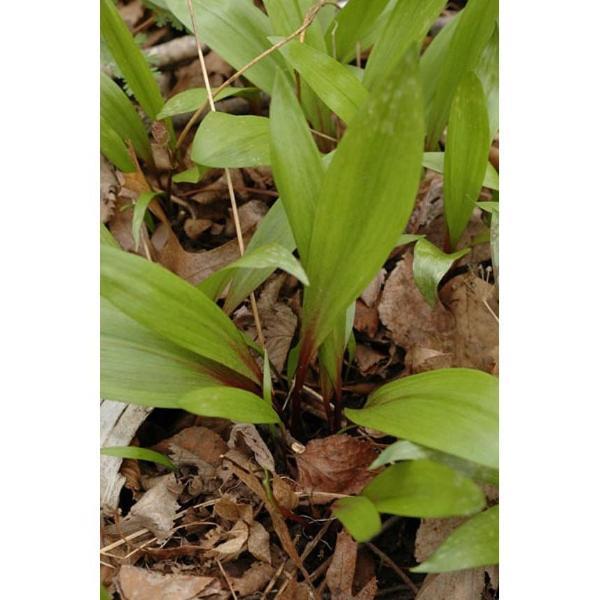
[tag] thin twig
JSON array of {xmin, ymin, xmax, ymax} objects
[
  {"xmin": 176, "ymin": 0, "xmax": 326, "ymax": 149},
  {"xmin": 217, "ymin": 558, "xmax": 238, "ymax": 600},
  {"xmin": 185, "ymin": 0, "xmax": 265, "ymax": 347},
  {"xmin": 366, "ymin": 543, "xmax": 419, "ymax": 596}
]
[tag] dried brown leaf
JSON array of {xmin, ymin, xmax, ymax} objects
[
  {"xmin": 118, "ymin": 565, "xmax": 218, "ymax": 600},
  {"xmin": 296, "ymin": 435, "xmax": 378, "ymax": 503},
  {"xmin": 278, "ymin": 578, "xmax": 311, "ymax": 600},
  {"xmin": 184, "ymin": 217, "xmax": 213, "ymax": 240},
  {"xmin": 225, "ymin": 199, "xmax": 268, "ymax": 236},
  {"xmin": 272, "ymin": 476, "xmax": 299, "ymax": 511},
  {"xmin": 416, "ymin": 571, "xmax": 485, "ymax": 600},
  {"xmin": 360, "ymin": 269, "xmax": 386, "ymax": 307},
  {"xmin": 354, "ymin": 300, "xmax": 380, "ymax": 338},
  {"xmin": 207, "ymin": 519, "xmax": 249, "ymax": 561},
  {"xmin": 355, "ymin": 345, "xmax": 387, "ymax": 376}
]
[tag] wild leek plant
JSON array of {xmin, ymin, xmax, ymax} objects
[{"xmin": 100, "ymin": 0, "xmax": 499, "ymax": 573}]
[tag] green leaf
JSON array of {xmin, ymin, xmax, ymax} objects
[
  {"xmin": 192, "ymin": 112, "xmax": 270, "ymax": 168},
  {"xmin": 396, "ymin": 233, "xmax": 424, "ymax": 246},
  {"xmin": 166, "ymin": 0, "xmax": 287, "ymax": 93},
  {"xmin": 157, "ymin": 86, "xmax": 256, "ymax": 119},
  {"xmin": 363, "ymin": 460, "xmax": 485, "ymax": 518},
  {"xmin": 262, "ymin": 348, "xmax": 273, "ymax": 405},
  {"xmin": 326, "ymin": 0, "xmax": 390, "ymax": 63},
  {"xmin": 423, "ymin": 152, "xmax": 499, "ymax": 191},
  {"xmin": 363, "ymin": 0, "xmax": 446, "ymax": 90},
  {"xmin": 424, "ymin": 0, "xmax": 498, "ymax": 147},
  {"xmin": 101, "ymin": 244, "xmax": 260, "ymax": 383},
  {"xmin": 412, "ymin": 505, "xmax": 499, "ymax": 572},
  {"xmin": 101, "ymin": 446, "xmax": 176, "ymax": 470},
  {"xmin": 370, "ymin": 440, "xmax": 499, "ymax": 486},
  {"xmin": 274, "ymin": 38, "xmax": 368, "ymax": 123},
  {"xmin": 101, "ymin": 298, "xmax": 254, "ymax": 407},
  {"xmin": 224, "ymin": 200, "xmax": 296, "ymax": 313},
  {"xmin": 198, "ymin": 242, "xmax": 309, "ymax": 301},
  {"xmin": 301, "ymin": 46, "xmax": 424, "ymax": 355},
  {"xmin": 101, "ymin": 72, "xmax": 152, "ymax": 163},
  {"xmin": 270, "ymin": 71, "xmax": 324, "ymax": 259},
  {"xmin": 100, "ymin": 0, "xmax": 166, "ymax": 122},
  {"xmin": 345, "ymin": 368, "xmax": 499, "ymax": 469},
  {"xmin": 264, "ymin": 0, "xmax": 326, "ymax": 52},
  {"xmin": 490, "ymin": 207, "xmax": 499, "ymax": 283},
  {"xmin": 172, "ymin": 164, "xmax": 208, "ymax": 184},
  {"xmin": 332, "ymin": 496, "xmax": 382, "ymax": 542},
  {"xmin": 476, "ymin": 23, "xmax": 499, "ymax": 145},
  {"xmin": 444, "ymin": 72, "xmax": 490, "ymax": 247},
  {"xmin": 100, "ymin": 116, "xmax": 136, "ymax": 172},
  {"xmin": 132, "ymin": 191, "xmax": 160, "ymax": 250},
  {"xmin": 100, "ymin": 583, "xmax": 111, "ymax": 600},
  {"xmin": 179, "ymin": 387, "xmax": 281, "ymax": 423},
  {"xmin": 413, "ymin": 238, "xmax": 470, "ymax": 306},
  {"xmin": 101, "ymin": 223, "xmax": 120, "ymax": 248}
]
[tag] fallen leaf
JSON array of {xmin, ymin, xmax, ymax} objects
[
  {"xmin": 248, "ymin": 521, "xmax": 272, "ymax": 564},
  {"xmin": 154, "ymin": 426, "xmax": 227, "ymax": 467},
  {"xmin": 184, "ymin": 217, "xmax": 213, "ymax": 240},
  {"xmin": 118, "ymin": 1, "xmax": 144, "ymax": 28},
  {"xmin": 355, "ymin": 344, "xmax": 387, "ymax": 376},
  {"xmin": 128, "ymin": 473, "xmax": 180, "ymax": 539},
  {"xmin": 118, "ymin": 565, "xmax": 219, "ymax": 600},
  {"xmin": 214, "ymin": 496, "xmax": 254, "ymax": 524},
  {"xmin": 225, "ymin": 199, "xmax": 268, "ymax": 236},
  {"xmin": 279, "ymin": 578, "xmax": 311, "ymax": 600},
  {"xmin": 228, "ymin": 424, "xmax": 276, "ymax": 473},
  {"xmin": 296, "ymin": 435, "xmax": 378, "ymax": 504},
  {"xmin": 231, "ymin": 562, "xmax": 274, "ymax": 596},
  {"xmin": 326, "ymin": 530, "xmax": 377, "ymax": 600}
]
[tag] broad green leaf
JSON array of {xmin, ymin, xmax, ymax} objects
[
  {"xmin": 179, "ymin": 387, "xmax": 281, "ymax": 423},
  {"xmin": 444, "ymin": 72, "xmax": 490, "ymax": 247},
  {"xmin": 172, "ymin": 164, "xmax": 208, "ymax": 184},
  {"xmin": 101, "ymin": 223, "xmax": 119, "ymax": 248},
  {"xmin": 413, "ymin": 505, "xmax": 499, "ymax": 572},
  {"xmin": 424, "ymin": 0, "xmax": 497, "ymax": 147},
  {"xmin": 101, "ymin": 298, "xmax": 253, "ymax": 407},
  {"xmin": 157, "ymin": 86, "xmax": 256, "ymax": 119},
  {"xmin": 100, "ymin": 116, "xmax": 135, "ymax": 172},
  {"xmin": 345, "ymin": 368, "xmax": 499, "ymax": 468},
  {"xmin": 301, "ymin": 46, "xmax": 424, "ymax": 355},
  {"xmin": 423, "ymin": 152, "xmax": 499, "ymax": 191},
  {"xmin": 166, "ymin": 0, "xmax": 286, "ymax": 93},
  {"xmin": 273, "ymin": 38, "xmax": 368, "ymax": 123},
  {"xmin": 100, "ymin": 0, "xmax": 166, "ymax": 122},
  {"xmin": 396, "ymin": 233, "xmax": 424, "ymax": 246},
  {"xmin": 101, "ymin": 446, "xmax": 175, "ymax": 470},
  {"xmin": 363, "ymin": 0, "xmax": 446, "ymax": 90},
  {"xmin": 270, "ymin": 71, "xmax": 324, "ymax": 259},
  {"xmin": 192, "ymin": 113, "xmax": 270, "ymax": 168},
  {"xmin": 413, "ymin": 238, "xmax": 470, "ymax": 306},
  {"xmin": 333, "ymin": 496, "xmax": 382, "ymax": 542},
  {"xmin": 326, "ymin": 0, "xmax": 390, "ymax": 63},
  {"xmin": 101, "ymin": 244, "xmax": 260, "ymax": 383},
  {"xmin": 370, "ymin": 440, "xmax": 499, "ymax": 486},
  {"xmin": 363, "ymin": 460, "xmax": 485, "ymax": 518},
  {"xmin": 224, "ymin": 200, "xmax": 296, "ymax": 314},
  {"xmin": 132, "ymin": 191, "xmax": 160, "ymax": 250},
  {"xmin": 101, "ymin": 72, "xmax": 152, "ymax": 163},
  {"xmin": 198, "ymin": 242, "xmax": 309, "ymax": 300},
  {"xmin": 476, "ymin": 23, "xmax": 499, "ymax": 145}
]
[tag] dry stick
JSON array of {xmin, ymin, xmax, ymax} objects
[
  {"xmin": 185, "ymin": 0, "xmax": 265, "ymax": 348},
  {"xmin": 217, "ymin": 558, "xmax": 239, "ymax": 600},
  {"xmin": 366, "ymin": 542, "xmax": 419, "ymax": 596},
  {"xmin": 176, "ymin": 0, "xmax": 325, "ymax": 150}
]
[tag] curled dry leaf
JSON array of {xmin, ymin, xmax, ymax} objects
[
  {"xmin": 354, "ymin": 300, "xmax": 380, "ymax": 338},
  {"xmin": 272, "ymin": 475, "xmax": 299, "ymax": 511},
  {"xmin": 326, "ymin": 530, "xmax": 377, "ymax": 600},
  {"xmin": 355, "ymin": 344, "xmax": 388, "ymax": 376},
  {"xmin": 128, "ymin": 473, "xmax": 180, "ymax": 540},
  {"xmin": 225, "ymin": 199, "xmax": 268, "ymax": 236},
  {"xmin": 214, "ymin": 496, "xmax": 254, "ymax": 525},
  {"xmin": 228, "ymin": 424, "xmax": 275, "ymax": 473},
  {"xmin": 296, "ymin": 435, "xmax": 378, "ymax": 504},
  {"xmin": 278, "ymin": 578, "xmax": 312, "ymax": 600},
  {"xmin": 118, "ymin": 565, "xmax": 219, "ymax": 600},
  {"xmin": 231, "ymin": 562, "xmax": 275, "ymax": 596}
]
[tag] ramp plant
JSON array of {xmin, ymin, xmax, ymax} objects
[{"xmin": 101, "ymin": 0, "xmax": 499, "ymax": 574}]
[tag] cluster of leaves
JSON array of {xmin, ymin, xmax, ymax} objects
[{"xmin": 100, "ymin": 0, "xmax": 499, "ymax": 575}]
